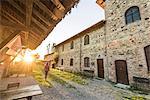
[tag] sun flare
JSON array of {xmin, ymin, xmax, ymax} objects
[{"xmin": 23, "ymin": 50, "xmax": 33, "ymax": 63}]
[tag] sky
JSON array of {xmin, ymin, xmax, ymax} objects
[{"xmin": 34, "ymin": 0, "xmax": 105, "ymax": 59}]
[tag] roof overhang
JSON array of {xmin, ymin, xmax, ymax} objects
[{"xmin": 0, "ymin": 0, "xmax": 80, "ymax": 50}]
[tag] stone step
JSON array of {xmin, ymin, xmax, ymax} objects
[{"xmin": 114, "ymin": 83, "xmax": 130, "ymax": 89}]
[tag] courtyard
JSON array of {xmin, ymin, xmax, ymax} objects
[
  {"xmin": 32, "ymin": 63, "xmax": 150, "ymax": 100},
  {"xmin": 0, "ymin": 0, "xmax": 150, "ymax": 99}
]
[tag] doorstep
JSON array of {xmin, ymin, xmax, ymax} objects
[{"xmin": 114, "ymin": 83, "xmax": 130, "ymax": 89}]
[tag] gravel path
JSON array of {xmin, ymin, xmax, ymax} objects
[
  {"xmin": 32, "ymin": 78, "xmax": 150, "ymax": 100},
  {"xmin": 31, "ymin": 67, "xmax": 150, "ymax": 100}
]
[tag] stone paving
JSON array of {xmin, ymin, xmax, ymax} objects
[{"xmin": 32, "ymin": 78, "xmax": 150, "ymax": 100}]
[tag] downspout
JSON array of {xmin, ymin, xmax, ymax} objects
[
  {"xmin": 79, "ymin": 36, "xmax": 82, "ymax": 72},
  {"xmin": 104, "ymin": 5, "xmax": 109, "ymax": 81}
]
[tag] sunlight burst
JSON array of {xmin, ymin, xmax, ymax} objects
[{"xmin": 23, "ymin": 50, "xmax": 33, "ymax": 63}]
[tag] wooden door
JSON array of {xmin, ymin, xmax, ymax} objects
[
  {"xmin": 144, "ymin": 45, "xmax": 150, "ymax": 71},
  {"xmin": 97, "ymin": 59, "xmax": 104, "ymax": 78},
  {"xmin": 115, "ymin": 60, "xmax": 129, "ymax": 85}
]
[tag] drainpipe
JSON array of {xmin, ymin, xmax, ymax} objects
[
  {"xmin": 104, "ymin": 16, "xmax": 110, "ymax": 81},
  {"xmin": 79, "ymin": 37, "xmax": 82, "ymax": 72},
  {"xmin": 104, "ymin": 21, "xmax": 109, "ymax": 81}
]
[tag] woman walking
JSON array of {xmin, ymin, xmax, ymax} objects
[{"xmin": 44, "ymin": 62, "xmax": 50, "ymax": 80}]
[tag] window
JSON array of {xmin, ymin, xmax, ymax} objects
[
  {"xmin": 125, "ymin": 6, "xmax": 141, "ymax": 24},
  {"xmin": 62, "ymin": 45, "xmax": 64, "ymax": 51},
  {"xmin": 70, "ymin": 41, "xmax": 74, "ymax": 49},
  {"xmin": 144, "ymin": 45, "xmax": 150, "ymax": 71},
  {"xmin": 61, "ymin": 59, "xmax": 63, "ymax": 65},
  {"xmin": 70, "ymin": 58, "xmax": 73, "ymax": 66},
  {"xmin": 84, "ymin": 57, "xmax": 90, "ymax": 67},
  {"xmin": 84, "ymin": 35, "xmax": 89, "ymax": 45}
]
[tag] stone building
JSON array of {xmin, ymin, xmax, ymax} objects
[
  {"xmin": 104, "ymin": 0, "xmax": 150, "ymax": 86},
  {"xmin": 54, "ymin": 0, "xmax": 150, "ymax": 89},
  {"xmin": 55, "ymin": 21, "xmax": 106, "ymax": 78}
]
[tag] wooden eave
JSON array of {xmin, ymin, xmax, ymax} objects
[{"xmin": 0, "ymin": 0, "xmax": 80, "ymax": 50}]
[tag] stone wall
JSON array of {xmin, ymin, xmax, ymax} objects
[
  {"xmin": 105, "ymin": 0, "xmax": 150, "ymax": 84},
  {"xmin": 80, "ymin": 27, "xmax": 107, "ymax": 78},
  {"xmin": 56, "ymin": 38, "xmax": 81, "ymax": 72},
  {"xmin": 55, "ymin": 0, "xmax": 150, "ymax": 87},
  {"xmin": 56, "ymin": 22, "xmax": 106, "ymax": 77}
]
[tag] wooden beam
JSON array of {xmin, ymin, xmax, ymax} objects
[
  {"xmin": 25, "ymin": 0, "xmax": 32, "ymax": 48},
  {"xmin": 26, "ymin": 0, "xmax": 34, "ymax": 27},
  {"xmin": 30, "ymin": 25, "xmax": 44, "ymax": 37},
  {"xmin": 35, "ymin": 0, "xmax": 58, "ymax": 21},
  {"xmin": 7, "ymin": 0, "xmax": 24, "ymax": 14},
  {"xmin": 51, "ymin": 0, "xmax": 65, "ymax": 11},
  {"xmin": 0, "ymin": 17, "xmax": 43, "ymax": 40},
  {"xmin": 1, "ymin": 9, "xmax": 43, "ymax": 38},
  {"xmin": 28, "ymin": 42, "xmax": 38, "ymax": 49},
  {"xmin": 53, "ymin": 7, "xmax": 65, "ymax": 19},
  {"xmin": 0, "ymin": 15, "xmax": 28, "ymax": 31},
  {"xmin": 24, "ymin": 31, "xmax": 29, "ymax": 47},
  {"xmin": 32, "ymin": 8, "xmax": 52, "ymax": 26},
  {"xmin": 29, "ymin": 32, "xmax": 42, "ymax": 40},
  {"xmin": 1, "ymin": 9, "xmax": 24, "ymax": 26},
  {"xmin": 46, "ymin": 26, "xmax": 54, "ymax": 36},
  {"xmin": 0, "ymin": 14, "xmax": 43, "ymax": 42},
  {"xmin": 0, "ymin": 30, "xmax": 21, "ymax": 49},
  {"xmin": 0, "ymin": 20, "xmax": 28, "ymax": 31},
  {"xmin": 32, "ymin": 17, "xmax": 48, "ymax": 31}
]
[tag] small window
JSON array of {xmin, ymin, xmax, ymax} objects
[
  {"xmin": 70, "ymin": 58, "xmax": 73, "ymax": 66},
  {"xmin": 125, "ymin": 6, "xmax": 141, "ymax": 24},
  {"xmin": 84, "ymin": 35, "xmax": 89, "ymax": 45},
  {"xmin": 62, "ymin": 45, "xmax": 64, "ymax": 51},
  {"xmin": 61, "ymin": 59, "xmax": 63, "ymax": 65},
  {"xmin": 70, "ymin": 41, "xmax": 74, "ymax": 49},
  {"xmin": 84, "ymin": 57, "xmax": 90, "ymax": 67}
]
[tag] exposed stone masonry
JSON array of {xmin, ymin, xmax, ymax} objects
[{"xmin": 54, "ymin": 0, "xmax": 150, "ymax": 89}]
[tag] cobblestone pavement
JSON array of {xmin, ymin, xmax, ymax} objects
[{"xmin": 32, "ymin": 78, "xmax": 150, "ymax": 100}]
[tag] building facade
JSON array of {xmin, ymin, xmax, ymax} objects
[
  {"xmin": 105, "ymin": 0, "xmax": 150, "ymax": 85},
  {"xmin": 53, "ymin": 0, "xmax": 150, "ymax": 88},
  {"xmin": 55, "ymin": 21, "xmax": 106, "ymax": 76}
]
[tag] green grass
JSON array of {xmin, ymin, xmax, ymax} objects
[
  {"xmin": 50, "ymin": 69, "xmax": 88, "ymax": 85},
  {"xmin": 33, "ymin": 63, "xmax": 88, "ymax": 87},
  {"xmin": 32, "ymin": 63, "xmax": 53, "ymax": 88},
  {"xmin": 48, "ymin": 73, "xmax": 76, "ymax": 89},
  {"xmin": 122, "ymin": 95, "xmax": 147, "ymax": 100}
]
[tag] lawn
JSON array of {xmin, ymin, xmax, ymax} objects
[
  {"xmin": 32, "ymin": 63, "xmax": 52, "ymax": 87},
  {"xmin": 50, "ymin": 68, "xmax": 88, "ymax": 85},
  {"xmin": 33, "ymin": 63, "xmax": 88, "ymax": 87}
]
